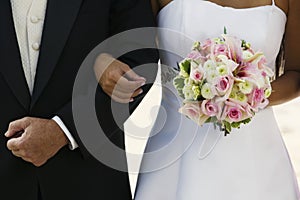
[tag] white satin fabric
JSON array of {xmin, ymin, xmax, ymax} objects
[{"xmin": 135, "ymin": 0, "xmax": 300, "ymax": 199}]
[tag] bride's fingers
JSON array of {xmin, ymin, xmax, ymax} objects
[
  {"xmin": 109, "ymin": 88, "xmax": 144, "ymax": 103},
  {"xmin": 111, "ymin": 95, "xmax": 133, "ymax": 104},
  {"xmin": 111, "ymin": 88, "xmax": 142, "ymax": 100},
  {"xmin": 102, "ymin": 77, "xmax": 143, "ymax": 95},
  {"xmin": 101, "ymin": 83, "xmax": 138, "ymax": 100},
  {"xmin": 111, "ymin": 90, "xmax": 132, "ymax": 100},
  {"xmin": 131, "ymin": 88, "xmax": 143, "ymax": 98},
  {"xmin": 116, "ymin": 76, "xmax": 145, "ymax": 92},
  {"xmin": 123, "ymin": 68, "xmax": 146, "ymax": 82}
]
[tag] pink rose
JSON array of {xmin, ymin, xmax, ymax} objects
[
  {"xmin": 227, "ymin": 107, "xmax": 243, "ymax": 122},
  {"xmin": 215, "ymin": 76, "xmax": 231, "ymax": 95},
  {"xmin": 213, "ymin": 44, "xmax": 228, "ymax": 56},
  {"xmin": 190, "ymin": 68, "xmax": 204, "ymax": 82},
  {"xmin": 201, "ymin": 39, "xmax": 212, "ymax": 49},
  {"xmin": 187, "ymin": 50, "xmax": 202, "ymax": 60},
  {"xmin": 201, "ymin": 39, "xmax": 213, "ymax": 55},
  {"xmin": 201, "ymin": 100, "xmax": 220, "ymax": 117},
  {"xmin": 248, "ymin": 88, "xmax": 264, "ymax": 109},
  {"xmin": 179, "ymin": 102, "xmax": 210, "ymax": 126},
  {"xmin": 222, "ymin": 100, "xmax": 251, "ymax": 123}
]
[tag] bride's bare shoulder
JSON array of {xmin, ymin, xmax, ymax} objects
[
  {"xmin": 275, "ymin": 0, "xmax": 288, "ymax": 15},
  {"xmin": 151, "ymin": 0, "xmax": 173, "ymax": 16},
  {"xmin": 159, "ymin": 0, "xmax": 173, "ymax": 8}
]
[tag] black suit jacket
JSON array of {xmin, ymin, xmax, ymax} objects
[{"xmin": 0, "ymin": 0, "xmax": 158, "ymax": 199}]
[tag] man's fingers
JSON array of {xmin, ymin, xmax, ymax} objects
[
  {"xmin": 5, "ymin": 122, "xmax": 23, "ymax": 138},
  {"xmin": 14, "ymin": 153, "xmax": 34, "ymax": 164},
  {"xmin": 6, "ymin": 137, "xmax": 22, "ymax": 151},
  {"xmin": 5, "ymin": 117, "xmax": 30, "ymax": 137},
  {"xmin": 9, "ymin": 139, "xmax": 33, "ymax": 163},
  {"xmin": 11, "ymin": 150, "xmax": 21, "ymax": 157},
  {"xmin": 11, "ymin": 149, "xmax": 27, "ymax": 158}
]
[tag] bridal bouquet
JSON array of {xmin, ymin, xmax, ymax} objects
[{"xmin": 173, "ymin": 33, "xmax": 274, "ymax": 134}]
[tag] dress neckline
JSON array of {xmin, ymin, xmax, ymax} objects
[
  {"xmin": 202, "ymin": 0, "xmax": 286, "ymax": 18},
  {"xmin": 158, "ymin": 0, "xmax": 287, "ymax": 20}
]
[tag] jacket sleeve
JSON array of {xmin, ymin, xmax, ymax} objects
[{"xmin": 55, "ymin": 0, "xmax": 159, "ymax": 157}]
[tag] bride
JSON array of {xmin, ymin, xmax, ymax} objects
[{"xmin": 96, "ymin": 0, "xmax": 300, "ymax": 199}]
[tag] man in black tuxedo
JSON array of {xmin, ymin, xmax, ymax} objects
[{"xmin": 0, "ymin": 0, "xmax": 158, "ymax": 199}]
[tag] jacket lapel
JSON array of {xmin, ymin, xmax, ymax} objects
[
  {"xmin": 31, "ymin": 0, "xmax": 83, "ymax": 108},
  {"xmin": 0, "ymin": 0, "xmax": 31, "ymax": 110}
]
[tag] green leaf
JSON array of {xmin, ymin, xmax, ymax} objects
[
  {"xmin": 192, "ymin": 41, "xmax": 201, "ymax": 50},
  {"xmin": 173, "ymin": 76, "xmax": 185, "ymax": 98},
  {"xmin": 241, "ymin": 39, "xmax": 251, "ymax": 49},
  {"xmin": 179, "ymin": 60, "xmax": 191, "ymax": 75},
  {"xmin": 231, "ymin": 122, "xmax": 241, "ymax": 128},
  {"xmin": 206, "ymin": 117, "xmax": 219, "ymax": 124},
  {"xmin": 241, "ymin": 118, "xmax": 252, "ymax": 124},
  {"xmin": 192, "ymin": 85, "xmax": 201, "ymax": 100},
  {"xmin": 223, "ymin": 121, "xmax": 231, "ymax": 135},
  {"xmin": 223, "ymin": 26, "xmax": 227, "ymax": 34}
]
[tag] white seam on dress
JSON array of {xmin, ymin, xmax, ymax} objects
[{"xmin": 198, "ymin": 124, "xmax": 222, "ymax": 160}]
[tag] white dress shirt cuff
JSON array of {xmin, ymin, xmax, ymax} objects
[{"xmin": 52, "ymin": 116, "xmax": 79, "ymax": 150}]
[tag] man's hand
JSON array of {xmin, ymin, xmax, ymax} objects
[
  {"xmin": 5, "ymin": 117, "xmax": 68, "ymax": 167},
  {"xmin": 94, "ymin": 53, "xmax": 146, "ymax": 103}
]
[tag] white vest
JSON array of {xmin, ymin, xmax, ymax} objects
[{"xmin": 10, "ymin": 0, "xmax": 47, "ymax": 94}]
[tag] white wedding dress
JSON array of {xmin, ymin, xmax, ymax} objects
[{"xmin": 135, "ymin": 0, "xmax": 300, "ymax": 199}]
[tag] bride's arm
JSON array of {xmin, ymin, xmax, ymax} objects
[
  {"xmin": 268, "ymin": 0, "xmax": 300, "ymax": 106},
  {"xmin": 151, "ymin": 0, "xmax": 160, "ymax": 16}
]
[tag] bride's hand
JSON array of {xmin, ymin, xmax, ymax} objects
[{"xmin": 94, "ymin": 53, "xmax": 146, "ymax": 103}]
